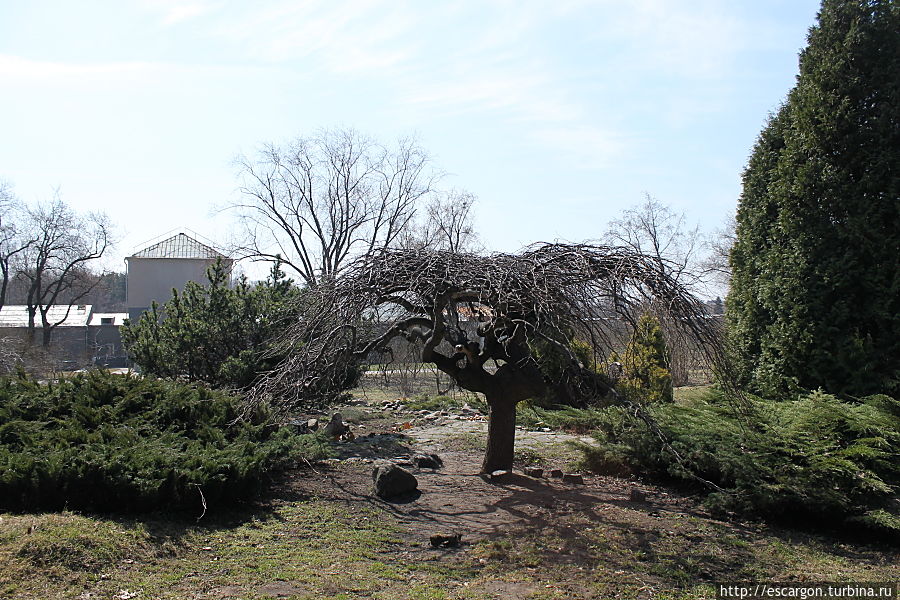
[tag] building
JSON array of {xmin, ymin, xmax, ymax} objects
[
  {"xmin": 0, "ymin": 231, "xmax": 231, "ymax": 369},
  {"xmin": 0, "ymin": 304, "xmax": 129, "ymax": 368},
  {"xmin": 125, "ymin": 232, "xmax": 232, "ymax": 322}
]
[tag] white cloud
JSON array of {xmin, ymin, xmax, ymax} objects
[
  {"xmin": 139, "ymin": 0, "xmax": 219, "ymax": 25},
  {"xmin": 0, "ymin": 54, "xmax": 159, "ymax": 84}
]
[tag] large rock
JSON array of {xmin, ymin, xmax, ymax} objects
[{"xmin": 372, "ymin": 462, "xmax": 419, "ymax": 499}]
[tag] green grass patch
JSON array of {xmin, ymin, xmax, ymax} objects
[{"xmin": 404, "ymin": 395, "xmax": 466, "ymax": 412}]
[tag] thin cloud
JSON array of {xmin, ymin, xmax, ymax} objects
[
  {"xmin": 140, "ymin": 0, "xmax": 220, "ymax": 25},
  {"xmin": 0, "ymin": 54, "xmax": 159, "ymax": 84}
]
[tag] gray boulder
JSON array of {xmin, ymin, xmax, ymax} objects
[{"xmin": 373, "ymin": 462, "xmax": 419, "ymax": 499}]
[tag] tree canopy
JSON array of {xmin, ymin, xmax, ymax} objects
[
  {"xmin": 728, "ymin": 0, "xmax": 899, "ymax": 397},
  {"xmin": 252, "ymin": 244, "xmax": 725, "ymax": 473}
]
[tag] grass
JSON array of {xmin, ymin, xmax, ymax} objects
[
  {"xmin": 0, "ymin": 495, "xmax": 477, "ymax": 600},
  {"xmin": 2, "ymin": 469, "xmax": 896, "ymax": 599}
]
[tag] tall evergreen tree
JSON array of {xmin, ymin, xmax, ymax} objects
[{"xmin": 728, "ymin": 0, "xmax": 899, "ymax": 397}]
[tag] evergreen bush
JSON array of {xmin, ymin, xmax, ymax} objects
[
  {"xmin": 583, "ymin": 388, "xmax": 900, "ymax": 534},
  {"xmin": 121, "ymin": 259, "xmax": 303, "ymax": 389},
  {"xmin": 728, "ymin": 0, "xmax": 900, "ymax": 397},
  {"xmin": 615, "ymin": 313, "xmax": 674, "ymax": 404},
  {"xmin": 0, "ymin": 370, "xmax": 327, "ymax": 513}
]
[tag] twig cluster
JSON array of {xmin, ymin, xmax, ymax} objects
[{"xmin": 251, "ymin": 243, "xmax": 731, "ymax": 415}]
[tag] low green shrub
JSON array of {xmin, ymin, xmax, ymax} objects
[
  {"xmin": 0, "ymin": 370, "xmax": 327, "ymax": 513},
  {"xmin": 404, "ymin": 395, "xmax": 464, "ymax": 412},
  {"xmin": 582, "ymin": 388, "xmax": 900, "ymax": 534},
  {"xmin": 517, "ymin": 403, "xmax": 609, "ymax": 433}
]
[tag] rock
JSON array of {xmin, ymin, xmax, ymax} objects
[
  {"xmin": 489, "ymin": 469, "xmax": 510, "ymax": 481},
  {"xmin": 307, "ymin": 418, "xmax": 319, "ymax": 431},
  {"xmin": 629, "ymin": 487, "xmax": 647, "ymax": 502},
  {"xmin": 424, "ymin": 411, "xmax": 441, "ymax": 421},
  {"xmin": 414, "ymin": 453, "xmax": 443, "ymax": 469},
  {"xmin": 325, "ymin": 413, "xmax": 349, "ymax": 437},
  {"xmin": 524, "ymin": 467, "xmax": 544, "ymax": 478},
  {"xmin": 562, "ymin": 473, "xmax": 584, "ymax": 484},
  {"xmin": 429, "ymin": 533, "xmax": 462, "ymax": 548},
  {"xmin": 372, "ymin": 462, "xmax": 418, "ymax": 499},
  {"xmin": 549, "ymin": 469, "xmax": 564, "ymax": 478}
]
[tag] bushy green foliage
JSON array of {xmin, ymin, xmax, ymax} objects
[
  {"xmin": 0, "ymin": 370, "xmax": 328, "ymax": 513},
  {"xmin": 583, "ymin": 388, "xmax": 900, "ymax": 533},
  {"xmin": 530, "ymin": 335, "xmax": 613, "ymax": 408},
  {"xmin": 121, "ymin": 260, "xmax": 302, "ymax": 389},
  {"xmin": 517, "ymin": 403, "xmax": 609, "ymax": 433},
  {"xmin": 615, "ymin": 313, "xmax": 673, "ymax": 404},
  {"xmin": 728, "ymin": 0, "xmax": 900, "ymax": 397}
]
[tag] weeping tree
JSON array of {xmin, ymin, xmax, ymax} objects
[{"xmin": 252, "ymin": 243, "xmax": 726, "ymax": 473}]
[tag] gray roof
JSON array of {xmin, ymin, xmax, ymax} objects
[
  {"xmin": 0, "ymin": 305, "xmax": 93, "ymax": 328},
  {"xmin": 130, "ymin": 233, "xmax": 227, "ymax": 259}
]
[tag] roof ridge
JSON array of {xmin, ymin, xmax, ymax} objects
[{"xmin": 130, "ymin": 232, "xmax": 227, "ymax": 259}]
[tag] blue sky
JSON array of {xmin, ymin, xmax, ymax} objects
[{"xmin": 0, "ymin": 0, "xmax": 821, "ymax": 276}]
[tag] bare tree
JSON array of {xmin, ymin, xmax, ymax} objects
[
  {"xmin": 403, "ymin": 189, "xmax": 480, "ymax": 253},
  {"xmin": 701, "ymin": 213, "xmax": 737, "ymax": 289},
  {"xmin": 0, "ymin": 181, "xmax": 34, "ymax": 311},
  {"xmin": 251, "ymin": 244, "xmax": 729, "ymax": 474},
  {"xmin": 231, "ymin": 128, "xmax": 437, "ymax": 287},
  {"xmin": 16, "ymin": 195, "xmax": 111, "ymax": 346},
  {"xmin": 605, "ymin": 195, "xmax": 717, "ymax": 385},
  {"xmin": 604, "ymin": 194, "xmax": 702, "ymax": 289}
]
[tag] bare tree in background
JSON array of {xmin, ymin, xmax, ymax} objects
[
  {"xmin": 701, "ymin": 213, "xmax": 737, "ymax": 289},
  {"xmin": 16, "ymin": 195, "xmax": 111, "ymax": 346},
  {"xmin": 0, "ymin": 181, "xmax": 34, "ymax": 311},
  {"xmin": 231, "ymin": 128, "xmax": 438, "ymax": 287},
  {"xmin": 403, "ymin": 189, "xmax": 480, "ymax": 253},
  {"xmin": 604, "ymin": 194, "xmax": 702, "ymax": 289},
  {"xmin": 604, "ymin": 195, "xmax": 710, "ymax": 385}
]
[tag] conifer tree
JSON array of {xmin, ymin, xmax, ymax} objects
[
  {"xmin": 618, "ymin": 313, "xmax": 674, "ymax": 404},
  {"xmin": 121, "ymin": 259, "xmax": 301, "ymax": 388},
  {"xmin": 728, "ymin": 0, "xmax": 899, "ymax": 397}
]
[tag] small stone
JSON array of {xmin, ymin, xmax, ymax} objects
[
  {"xmin": 414, "ymin": 453, "xmax": 443, "ymax": 469},
  {"xmin": 307, "ymin": 418, "xmax": 319, "ymax": 431},
  {"xmin": 549, "ymin": 469, "xmax": 564, "ymax": 478},
  {"xmin": 524, "ymin": 467, "xmax": 544, "ymax": 478},
  {"xmin": 429, "ymin": 533, "xmax": 462, "ymax": 548},
  {"xmin": 629, "ymin": 487, "xmax": 647, "ymax": 502},
  {"xmin": 489, "ymin": 469, "xmax": 510, "ymax": 481},
  {"xmin": 562, "ymin": 473, "xmax": 584, "ymax": 484}
]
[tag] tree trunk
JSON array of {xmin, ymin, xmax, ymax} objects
[{"xmin": 481, "ymin": 395, "xmax": 517, "ymax": 473}]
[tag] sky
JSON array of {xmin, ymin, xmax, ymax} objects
[{"xmin": 0, "ymin": 0, "xmax": 822, "ymax": 279}]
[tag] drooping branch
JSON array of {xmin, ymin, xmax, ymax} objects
[{"xmin": 250, "ymin": 243, "xmax": 733, "ymax": 416}]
